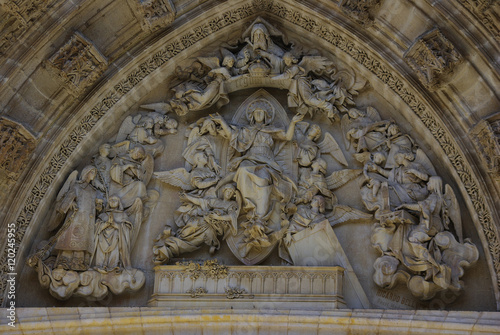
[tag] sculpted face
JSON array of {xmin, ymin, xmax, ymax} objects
[
  {"xmin": 253, "ymin": 29, "xmax": 267, "ymax": 50},
  {"xmin": 195, "ymin": 152, "xmax": 208, "ymax": 166},
  {"xmin": 223, "ymin": 187, "xmax": 235, "ymax": 200},
  {"xmin": 307, "ymin": 125, "xmax": 321, "ymax": 141},
  {"xmin": 99, "ymin": 144, "xmax": 110, "ymax": 157},
  {"xmin": 253, "ymin": 108, "xmax": 265, "ymax": 123},
  {"xmin": 109, "ymin": 196, "xmax": 119, "ymax": 209}
]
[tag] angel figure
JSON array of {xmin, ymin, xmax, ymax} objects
[
  {"xmin": 48, "ymin": 166, "xmax": 99, "ymax": 271},
  {"xmin": 296, "ymin": 158, "xmax": 334, "ymax": 205},
  {"xmin": 273, "ymin": 53, "xmax": 339, "ymax": 121},
  {"xmin": 288, "ymin": 195, "xmax": 327, "ymax": 233},
  {"xmin": 154, "ymin": 151, "xmax": 220, "ymax": 195},
  {"xmin": 366, "ymin": 151, "xmax": 430, "ymax": 208},
  {"xmin": 295, "ymin": 122, "xmax": 348, "ymax": 167},
  {"xmin": 341, "ymin": 107, "xmax": 390, "ymax": 153},
  {"xmin": 169, "ymin": 64, "xmax": 231, "ymax": 115},
  {"xmin": 153, "ymin": 184, "xmax": 240, "ymax": 264},
  {"xmin": 94, "ymin": 196, "xmax": 133, "ymax": 271}
]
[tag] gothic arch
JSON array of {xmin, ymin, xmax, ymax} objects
[{"xmin": 1, "ymin": 0, "xmax": 499, "ymax": 313}]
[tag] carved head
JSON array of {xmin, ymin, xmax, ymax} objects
[
  {"xmin": 283, "ymin": 52, "xmax": 297, "ymax": 67},
  {"xmin": 394, "ymin": 152, "xmax": 414, "ymax": 166},
  {"xmin": 194, "ymin": 152, "xmax": 208, "ymax": 167},
  {"xmin": 307, "ymin": 124, "xmax": 322, "ymax": 141},
  {"xmin": 348, "ymin": 108, "xmax": 364, "ymax": 119},
  {"xmin": 311, "ymin": 195, "xmax": 325, "ymax": 213},
  {"xmin": 222, "ymin": 55, "xmax": 235, "ymax": 68},
  {"xmin": 247, "ymin": 99, "xmax": 274, "ymax": 124},
  {"xmin": 387, "ymin": 123, "xmax": 401, "ymax": 137},
  {"xmin": 99, "ymin": 143, "xmax": 111, "ymax": 157},
  {"xmin": 251, "ymin": 23, "xmax": 269, "ymax": 50},
  {"xmin": 165, "ymin": 117, "xmax": 178, "ymax": 130},
  {"xmin": 80, "ymin": 165, "xmax": 97, "ymax": 182},
  {"xmin": 221, "ymin": 183, "xmax": 236, "ymax": 200},
  {"xmin": 129, "ymin": 146, "xmax": 146, "ymax": 161},
  {"xmin": 372, "ymin": 152, "xmax": 386, "ymax": 165},
  {"xmin": 108, "ymin": 195, "xmax": 122, "ymax": 210}
]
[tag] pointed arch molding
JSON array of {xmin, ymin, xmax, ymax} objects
[{"xmin": 2, "ymin": 0, "xmax": 499, "ymax": 306}]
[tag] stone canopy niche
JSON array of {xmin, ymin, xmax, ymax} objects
[{"xmin": 25, "ymin": 17, "xmax": 490, "ymax": 311}]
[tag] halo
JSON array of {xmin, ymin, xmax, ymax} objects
[{"xmin": 246, "ymin": 99, "xmax": 275, "ymax": 124}]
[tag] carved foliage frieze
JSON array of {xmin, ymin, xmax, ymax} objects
[
  {"xmin": 339, "ymin": 0, "xmax": 382, "ymax": 26},
  {"xmin": 0, "ymin": 117, "xmax": 36, "ymax": 182},
  {"xmin": 471, "ymin": 113, "xmax": 500, "ymax": 180},
  {"xmin": 127, "ymin": 0, "xmax": 176, "ymax": 32},
  {"xmin": 404, "ymin": 29, "xmax": 463, "ymax": 91},
  {"xmin": 46, "ymin": 32, "xmax": 108, "ymax": 97}
]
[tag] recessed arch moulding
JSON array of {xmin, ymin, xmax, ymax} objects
[{"xmin": 6, "ymin": 5, "xmax": 499, "ymax": 311}]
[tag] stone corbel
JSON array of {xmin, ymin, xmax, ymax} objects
[
  {"xmin": 127, "ymin": 0, "xmax": 176, "ymax": 32},
  {"xmin": 0, "ymin": 117, "xmax": 36, "ymax": 183},
  {"xmin": 403, "ymin": 28, "xmax": 463, "ymax": 91},
  {"xmin": 45, "ymin": 32, "xmax": 108, "ymax": 97},
  {"xmin": 470, "ymin": 112, "xmax": 500, "ymax": 182},
  {"xmin": 339, "ymin": 0, "xmax": 382, "ymax": 27}
]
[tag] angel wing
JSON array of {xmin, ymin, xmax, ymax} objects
[
  {"xmin": 197, "ymin": 56, "xmax": 221, "ymax": 70},
  {"xmin": 318, "ymin": 132, "xmax": 348, "ymax": 166},
  {"xmin": 326, "ymin": 168, "xmax": 362, "ymax": 190},
  {"xmin": 47, "ymin": 170, "xmax": 79, "ymax": 231},
  {"xmin": 298, "ymin": 56, "xmax": 333, "ymax": 75},
  {"xmin": 140, "ymin": 102, "xmax": 171, "ymax": 114},
  {"xmin": 154, "ymin": 168, "xmax": 194, "ymax": 190},
  {"xmin": 116, "ymin": 116, "xmax": 136, "ymax": 143},
  {"xmin": 365, "ymin": 106, "xmax": 382, "ymax": 122},
  {"xmin": 444, "ymin": 184, "xmax": 463, "ymax": 243},
  {"xmin": 415, "ymin": 148, "xmax": 437, "ymax": 176},
  {"xmin": 327, "ymin": 204, "xmax": 373, "ymax": 226}
]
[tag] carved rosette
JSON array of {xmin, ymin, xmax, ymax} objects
[
  {"xmin": 339, "ymin": 0, "xmax": 382, "ymax": 27},
  {"xmin": 471, "ymin": 113, "xmax": 500, "ymax": 181},
  {"xmin": 127, "ymin": 0, "xmax": 176, "ymax": 32},
  {"xmin": 46, "ymin": 32, "xmax": 108, "ymax": 97},
  {"xmin": 0, "ymin": 117, "xmax": 36, "ymax": 182},
  {"xmin": 404, "ymin": 29, "xmax": 463, "ymax": 91}
]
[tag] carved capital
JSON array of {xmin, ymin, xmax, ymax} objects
[
  {"xmin": 0, "ymin": 117, "xmax": 36, "ymax": 182},
  {"xmin": 339, "ymin": 0, "xmax": 382, "ymax": 27},
  {"xmin": 404, "ymin": 29, "xmax": 463, "ymax": 91},
  {"xmin": 46, "ymin": 32, "xmax": 108, "ymax": 97},
  {"xmin": 127, "ymin": 0, "xmax": 176, "ymax": 32},
  {"xmin": 471, "ymin": 112, "xmax": 500, "ymax": 180}
]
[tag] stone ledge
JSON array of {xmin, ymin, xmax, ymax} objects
[{"xmin": 1, "ymin": 308, "xmax": 499, "ymax": 334}]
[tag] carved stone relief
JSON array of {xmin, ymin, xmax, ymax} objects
[
  {"xmin": 0, "ymin": 0, "xmax": 56, "ymax": 55},
  {"xmin": 0, "ymin": 117, "xmax": 36, "ymax": 183},
  {"xmin": 404, "ymin": 28, "xmax": 463, "ymax": 91},
  {"xmin": 339, "ymin": 0, "xmax": 382, "ymax": 27},
  {"xmin": 27, "ymin": 109, "xmax": 178, "ymax": 300},
  {"xmin": 8, "ymin": 4, "xmax": 495, "ymax": 309},
  {"xmin": 46, "ymin": 32, "xmax": 108, "ymax": 97},
  {"xmin": 127, "ymin": 0, "xmax": 176, "ymax": 32},
  {"xmin": 458, "ymin": 0, "xmax": 500, "ymax": 41},
  {"xmin": 471, "ymin": 112, "xmax": 500, "ymax": 181}
]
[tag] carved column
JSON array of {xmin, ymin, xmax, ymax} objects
[
  {"xmin": 404, "ymin": 28, "xmax": 463, "ymax": 91},
  {"xmin": 46, "ymin": 32, "xmax": 108, "ymax": 97}
]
